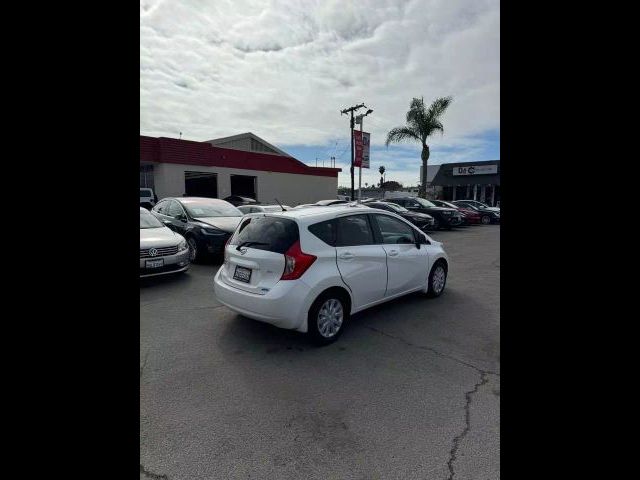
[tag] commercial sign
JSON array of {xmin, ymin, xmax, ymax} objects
[
  {"xmin": 452, "ymin": 165, "xmax": 498, "ymax": 176},
  {"xmin": 353, "ymin": 131, "xmax": 370, "ymax": 168}
]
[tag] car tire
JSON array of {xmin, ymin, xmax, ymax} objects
[
  {"xmin": 431, "ymin": 217, "xmax": 440, "ymax": 230},
  {"xmin": 426, "ymin": 261, "xmax": 447, "ymax": 298},
  {"xmin": 307, "ymin": 291, "xmax": 350, "ymax": 346},
  {"xmin": 186, "ymin": 236, "xmax": 202, "ymax": 263},
  {"xmin": 481, "ymin": 215, "xmax": 491, "ymax": 225}
]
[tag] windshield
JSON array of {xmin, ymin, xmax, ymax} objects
[
  {"xmin": 140, "ymin": 210, "xmax": 163, "ymax": 229},
  {"xmin": 415, "ymin": 198, "xmax": 436, "ymax": 208},
  {"xmin": 262, "ymin": 206, "xmax": 284, "ymax": 212},
  {"xmin": 385, "ymin": 203, "xmax": 409, "ymax": 213},
  {"xmin": 182, "ymin": 200, "xmax": 242, "ymax": 218},
  {"xmin": 140, "ymin": 190, "xmax": 152, "ymax": 198}
]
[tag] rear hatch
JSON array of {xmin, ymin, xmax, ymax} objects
[{"xmin": 220, "ymin": 215, "xmax": 299, "ymax": 295}]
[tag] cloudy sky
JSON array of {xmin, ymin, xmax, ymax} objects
[{"xmin": 140, "ymin": 0, "xmax": 499, "ymax": 187}]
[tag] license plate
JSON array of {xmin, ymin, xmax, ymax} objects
[
  {"xmin": 146, "ymin": 258, "xmax": 164, "ymax": 269},
  {"xmin": 233, "ymin": 266, "xmax": 252, "ymax": 283}
]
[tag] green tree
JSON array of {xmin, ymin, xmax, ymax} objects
[
  {"xmin": 385, "ymin": 96, "xmax": 453, "ymax": 198},
  {"xmin": 378, "ymin": 165, "xmax": 385, "ymax": 188},
  {"xmin": 381, "ymin": 180, "xmax": 403, "ymax": 191}
]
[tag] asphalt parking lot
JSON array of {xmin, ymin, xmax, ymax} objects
[{"xmin": 140, "ymin": 225, "xmax": 500, "ymax": 480}]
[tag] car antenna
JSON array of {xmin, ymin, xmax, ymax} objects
[{"xmin": 274, "ymin": 198, "xmax": 285, "ymax": 211}]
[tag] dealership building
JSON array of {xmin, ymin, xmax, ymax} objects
[
  {"xmin": 140, "ymin": 133, "xmax": 341, "ymax": 206},
  {"xmin": 427, "ymin": 160, "xmax": 500, "ymax": 206}
]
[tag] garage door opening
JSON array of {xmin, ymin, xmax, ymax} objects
[
  {"xmin": 230, "ymin": 175, "xmax": 257, "ymax": 200},
  {"xmin": 185, "ymin": 172, "xmax": 218, "ymax": 198}
]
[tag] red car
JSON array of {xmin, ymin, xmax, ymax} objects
[{"xmin": 431, "ymin": 199, "xmax": 482, "ymax": 225}]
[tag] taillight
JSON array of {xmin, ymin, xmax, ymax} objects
[{"xmin": 281, "ymin": 240, "xmax": 317, "ymax": 280}]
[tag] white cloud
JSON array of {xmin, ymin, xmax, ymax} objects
[{"xmin": 140, "ymin": 0, "xmax": 499, "ymax": 183}]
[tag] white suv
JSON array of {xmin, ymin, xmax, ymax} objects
[{"xmin": 213, "ymin": 205, "xmax": 449, "ymax": 344}]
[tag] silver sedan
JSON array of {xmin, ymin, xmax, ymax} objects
[{"xmin": 140, "ymin": 207, "xmax": 190, "ymax": 278}]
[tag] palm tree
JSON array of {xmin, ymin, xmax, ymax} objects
[
  {"xmin": 385, "ymin": 96, "xmax": 453, "ymax": 198},
  {"xmin": 378, "ymin": 165, "xmax": 385, "ymax": 188}
]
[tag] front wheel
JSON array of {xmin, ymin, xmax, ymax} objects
[
  {"xmin": 308, "ymin": 293, "xmax": 349, "ymax": 345},
  {"xmin": 426, "ymin": 262, "xmax": 447, "ymax": 298},
  {"xmin": 481, "ymin": 215, "xmax": 491, "ymax": 225},
  {"xmin": 186, "ymin": 236, "xmax": 201, "ymax": 263}
]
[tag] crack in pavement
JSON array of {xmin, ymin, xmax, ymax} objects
[
  {"xmin": 446, "ymin": 372, "xmax": 489, "ymax": 480},
  {"xmin": 361, "ymin": 325, "xmax": 499, "ymax": 479},
  {"xmin": 140, "ymin": 464, "xmax": 169, "ymax": 479},
  {"xmin": 140, "ymin": 351, "xmax": 149, "ymax": 380},
  {"xmin": 363, "ymin": 325, "xmax": 500, "ymax": 377}
]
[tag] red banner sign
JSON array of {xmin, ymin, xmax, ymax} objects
[{"xmin": 353, "ymin": 130, "xmax": 363, "ymax": 167}]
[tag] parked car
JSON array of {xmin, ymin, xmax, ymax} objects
[
  {"xmin": 364, "ymin": 201, "xmax": 436, "ymax": 231},
  {"xmin": 213, "ymin": 205, "xmax": 449, "ymax": 345},
  {"xmin": 223, "ymin": 195, "xmax": 258, "ymax": 206},
  {"xmin": 430, "ymin": 199, "xmax": 481, "ymax": 225},
  {"xmin": 140, "ymin": 188, "xmax": 157, "ymax": 210},
  {"xmin": 389, "ymin": 197, "xmax": 463, "ymax": 230},
  {"xmin": 451, "ymin": 200, "xmax": 500, "ymax": 224},
  {"xmin": 238, "ymin": 204, "xmax": 289, "ymax": 214},
  {"xmin": 151, "ymin": 197, "xmax": 243, "ymax": 262},
  {"xmin": 140, "ymin": 207, "xmax": 190, "ymax": 278},
  {"xmin": 314, "ymin": 199, "xmax": 349, "ymax": 206},
  {"xmin": 453, "ymin": 199, "xmax": 500, "ymax": 213}
]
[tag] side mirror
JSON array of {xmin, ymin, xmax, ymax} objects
[{"xmin": 177, "ymin": 214, "xmax": 187, "ymax": 222}]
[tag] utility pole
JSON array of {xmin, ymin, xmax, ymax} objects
[
  {"xmin": 341, "ymin": 103, "xmax": 366, "ymax": 200},
  {"xmin": 355, "ymin": 109, "xmax": 373, "ymax": 202}
]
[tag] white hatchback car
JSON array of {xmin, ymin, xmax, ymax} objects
[{"xmin": 213, "ymin": 205, "xmax": 449, "ymax": 344}]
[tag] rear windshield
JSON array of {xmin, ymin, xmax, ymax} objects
[
  {"xmin": 140, "ymin": 190, "xmax": 152, "ymax": 198},
  {"xmin": 230, "ymin": 216, "xmax": 299, "ymax": 254}
]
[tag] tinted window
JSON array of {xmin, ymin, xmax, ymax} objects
[
  {"xmin": 140, "ymin": 190, "xmax": 152, "ymax": 198},
  {"xmin": 154, "ymin": 200, "xmax": 169, "ymax": 214},
  {"xmin": 230, "ymin": 216, "xmax": 299, "ymax": 254},
  {"xmin": 374, "ymin": 215, "xmax": 416, "ymax": 244},
  {"xmin": 336, "ymin": 215, "xmax": 374, "ymax": 247},
  {"xmin": 308, "ymin": 220, "xmax": 336, "ymax": 246},
  {"xmin": 168, "ymin": 201, "xmax": 184, "ymax": 218}
]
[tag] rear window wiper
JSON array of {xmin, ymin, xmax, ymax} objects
[{"xmin": 236, "ymin": 241, "xmax": 269, "ymax": 251}]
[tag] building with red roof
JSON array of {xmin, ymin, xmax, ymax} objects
[{"xmin": 140, "ymin": 133, "xmax": 341, "ymax": 206}]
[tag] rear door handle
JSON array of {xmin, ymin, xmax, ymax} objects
[
  {"xmin": 388, "ymin": 249, "xmax": 399, "ymax": 257},
  {"xmin": 339, "ymin": 252, "xmax": 354, "ymax": 260}
]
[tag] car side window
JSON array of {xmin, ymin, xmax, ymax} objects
[
  {"xmin": 407, "ymin": 200, "xmax": 420, "ymax": 208},
  {"xmin": 335, "ymin": 215, "xmax": 374, "ymax": 247},
  {"xmin": 154, "ymin": 200, "xmax": 168, "ymax": 214},
  {"xmin": 308, "ymin": 220, "xmax": 336, "ymax": 246},
  {"xmin": 168, "ymin": 201, "xmax": 185, "ymax": 218},
  {"xmin": 373, "ymin": 214, "xmax": 416, "ymax": 245}
]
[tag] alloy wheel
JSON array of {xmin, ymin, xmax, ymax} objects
[
  {"xmin": 432, "ymin": 265, "xmax": 446, "ymax": 294},
  {"xmin": 187, "ymin": 238, "xmax": 198, "ymax": 261},
  {"xmin": 317, "ymin": 298, "xmax": 344, "ymax": 338}
]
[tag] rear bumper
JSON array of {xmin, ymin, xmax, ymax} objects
[{"xmin": 213, "ymin": 269, "xmax": 311, "ymax": 331}]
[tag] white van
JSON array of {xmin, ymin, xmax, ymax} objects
[{"xmin": 140, "ymin": 188, "xmax": 156, "ymax": 209}]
